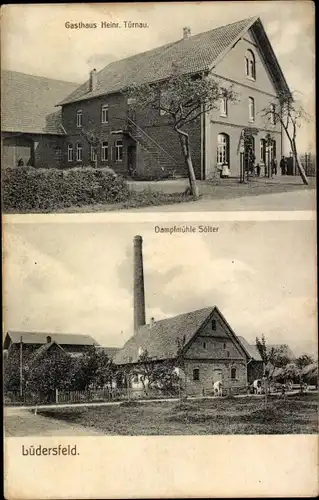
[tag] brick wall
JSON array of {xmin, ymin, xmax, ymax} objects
[
  {"xmin": 184, "ymin": 359, "xmax": 247, "ymax": 395},
  {"xmin": 62, "ymin": 94, "xmax": 129, "ymax": 175},
  {"xmin": 61, "ymin": 92, "xmax": 201, "ymax": 179},
  {"xmin": 135, "ymin": 107, "xmax": 201, "ymax": 178}
]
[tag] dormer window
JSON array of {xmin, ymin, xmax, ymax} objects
[
  {"xmin": 220, "ymin": 97, "xmax": 228, "ymax": 117},
  {"xmin": 76, "ymin": 110, "xmax": 83, "ymax": 128},
  {"xmin": 245, "ymin": 50, "xmax": 256, "ymax": 80}
]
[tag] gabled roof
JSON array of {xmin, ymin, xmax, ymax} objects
[
  {"xmin": 1, "ymin": 70, "xmax": 78, "ymax": 135},
  {"xmin": 59, "ymin": 16, "xmax": 290, "ymax": 106},
  {"xmin": 114, "ymin": 307, "xmax": 215, "ymax": 364},
  {"xmin": 114, "ymin": 306, "xmax": 247, "ymax": 365},
  {"xmin": 3, "ymin": 331, "xmax": 100, "ymax": 349},
  {"xmin": 237, "ymin": 336, "xmax": 263, "ymax": 362},
  {"xmin": 29, "ymin": 341, "xmax": 67, "ymax": 364}
]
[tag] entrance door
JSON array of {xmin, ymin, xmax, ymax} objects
[
  {"xmin": 213, "ymin": 369, "xmax": 223, "ymax": 383},
  {"xmin": 127, "ymin": 145, "xmax": 136, "ymax": 177}
]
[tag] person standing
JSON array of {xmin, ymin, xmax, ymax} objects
[
  {"xmin": 280, "ymin": 155, "xmax": 286, "ymax": 175},
  {"xmin": 256, "ymin": 163, "xmax": 261, "ymax": 177},
  {"xmin": 271, "ymin": 157, "xmax": 278, "ymax": 176}
]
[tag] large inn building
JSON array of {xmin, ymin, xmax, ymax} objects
[{"xmin": 2, "ymin": 16, "xmax": 289, "ymax": 179}]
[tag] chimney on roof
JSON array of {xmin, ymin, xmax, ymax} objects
[
  {"xmin": 46, "ymin": 335, "xmax": 52, "ymax": 344},
  {"xmin": 183, "ymin": 26, "xmax": 191, "ymax": 39},
  {"xmin": 89, "ymin": 68, "xmax": 97, "ymax": 92},
  {"xmin": 133, "ymin": 235, "xmax": 146, "ymax": 333}
]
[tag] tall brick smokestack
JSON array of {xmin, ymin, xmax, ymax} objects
[{"xmin": 133, "ymin": 235, "xmax": 146, "ymax": 332}]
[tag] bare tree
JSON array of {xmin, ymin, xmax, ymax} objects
[
  {"xmin": 124, "ymin": 69, "xmax": 237, "ymax": 197},
  {"xmin": 80, "ymin": 119, "xmax": 105, "ymax": 168},
  {"xmin": 261, "ymin": 90, "xmax": 309, "ymax": 185}
]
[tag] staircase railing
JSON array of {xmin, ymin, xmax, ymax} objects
[{"xmin": 126, "ymin": 116, "xmax": 180, "ymax": 166}]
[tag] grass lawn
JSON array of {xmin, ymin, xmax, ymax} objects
[{"xmin": 36, "ymin": 393, "xmax": 318, "ymax": 435}]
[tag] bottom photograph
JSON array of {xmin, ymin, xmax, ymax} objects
[{"xmin": 3, "ymin": 220, "xmax": 317, "ymax": 436}]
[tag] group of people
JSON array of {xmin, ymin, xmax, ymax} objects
[{"xmin": 253, "ymin": 155, "xmax": 290, "ymax": 177}]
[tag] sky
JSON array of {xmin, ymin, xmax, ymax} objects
[
  {"xmin": 3, "ymin": 220, "xmax": 317, "ymax": 357},
  {"xmin": 1, "ymin": 1, "xmax": 315, "ymax": 152}
]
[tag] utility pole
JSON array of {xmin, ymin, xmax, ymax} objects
[{"xmin": 20, "ymin": 336, "xmax": 23, "ymax": 398}]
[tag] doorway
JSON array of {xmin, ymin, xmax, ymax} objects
[
  {"xmin": 213, "ymin": 369, "xmax": 223, "ymax": 383},
  {"xmin": 127, "ymin": 144, "xmax": 136, "ymax": 177}
]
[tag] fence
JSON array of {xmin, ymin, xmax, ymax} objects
[{"xmin": 4, "ymin": 386, "xmax": 178, "ymax": 406}]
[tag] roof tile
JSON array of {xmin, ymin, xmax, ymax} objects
[
  {"xmin": 59, "ymin": 17, "xmax": 255, "ymax": 105},
  {"xmin": 1, "ymin": 70, "xmax": 78, "ymax": 134}
]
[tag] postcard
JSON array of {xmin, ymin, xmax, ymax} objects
[{"xmin": 2, "ymin": 1, "xmax": 317, "ymax": 499}]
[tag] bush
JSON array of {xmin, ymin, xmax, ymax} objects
[{"xmin": 2, "ymin": 166, "xmax": 129, "ymax": 212}]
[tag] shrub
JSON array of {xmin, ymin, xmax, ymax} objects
[{"xmin": 2, "ymin": 166, "xmax": 129, "ymax": 212}]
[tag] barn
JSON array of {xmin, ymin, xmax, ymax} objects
[{"xmin": 1, "ymin": 70, "xmax": 78, "ymax": 168}]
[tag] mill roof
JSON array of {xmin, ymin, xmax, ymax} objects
[
  {"xmin": 59, "ymin": 16, "xmax": 290, "ymax": 106},
  {"xmin": 3, "ymin": 331, "xmax": 100, "ymax": 349},
  {"xmin": 1, "ymin": 70, "xmax": 78, "ymax": 135},
  {"xmin": 114, "ymin": 306, "xmax": 249, "ymax": 365}
]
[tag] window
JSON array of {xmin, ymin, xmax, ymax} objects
[
  {"xmin": 76, "ymin": 110, "xmax": 82, "ymax": 128},
  {"xmin": 216, "ymin": 133, "xmax": 229, "ymax": 166},
  {"xmin": 212, "ymin": 319, "xmax": 217, "ymax": 330},
  {"xmin": 231, "ymin": 368, "xmax": 237, "ymax": 380},
  {"xmin": 270, "ymin": 104, "xmax": 276, "ymax": 125},
  {"xmin": 193, "ymin": 368, "xmax": 200, "ymax": 381},
  {"xmin": 203, "ymin": 342, "xmax": 207, "ymax": 349},
  {"xmin": 220, "ymin": 97, "xmax": 228, "ymax": 117},
  {"xmin": 91, "ymin": 145, "xmax": 97, "ymax": 163},
  {"xmin": 115, "ymin": 140, "xmax": 123, "ymax": 161},
  {"xmin": 223, "ymin": 343, "xmax": 227, "ymax": 349},
  {"xmin": 248, "ymin": 97, "xmax": 255, "ymax": 122},
  {"xmin": 101, "ymin": 104, "xmax": 109, "ymax": 124},
  {"xmin": 245, "ymin": 50, "xmax": 256, "ymax": 80},
  {"xmin": 67, "ymin": 144, "xmax": 73, "ymax": 162},
  {"xmin": 76, "ymin": 143, "xmax": 82, "ymax": 162},
  {"xmin": 101, "ymin": 141, "xmax": 108, "ymax": 162}
]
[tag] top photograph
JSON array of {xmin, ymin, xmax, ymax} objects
[{"xmin": 1, "ymin": 2, "xmax": 315, "ymax": 214}]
